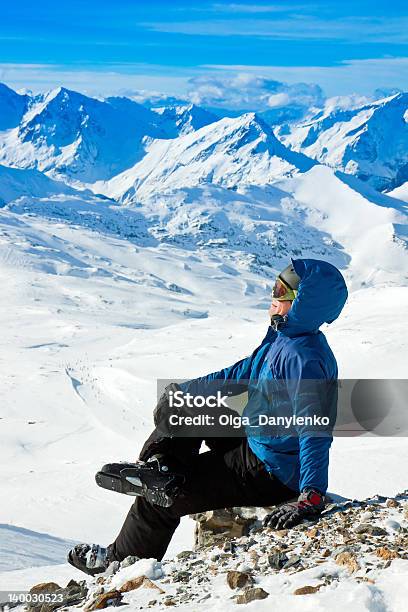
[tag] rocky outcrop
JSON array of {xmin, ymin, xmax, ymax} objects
[
  {"xmin": 190, "ymin": 506, "xmax": 270, "ymax": 548},
  {"xmin": 25, "ymin": 491, "xmax": 408, "ymax": 609}
]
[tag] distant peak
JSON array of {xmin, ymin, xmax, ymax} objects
[
  {"xmin": 0, "ymin": 82, "xmax": 26, "ymax": 98},
  {"xmin": 46, "ymin": 86, "xmax": 89, "ymax": 100},
  {"xmin": 45, "ymin": 86, "xmax": 68, "ymax": 102},
  {"xmin": 224, "ymin": 111, "xmax": 274, "ymax": 134}
]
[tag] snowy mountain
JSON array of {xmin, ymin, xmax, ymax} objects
[
  {"xmin": 388, "ymin": 181, "xmax": 408, "ymax": 203},
  {"xmin": 0, "ymin": 87, "xmax": 170, "ymax": 184},
  {"xmin": 0, "ymin": 85, "xmax": 221, "ymax": 187},
  {"xmin": 0, "ymin": 82, "xmax": 30, "ymax": 130},
  {"xmin": 0, "ymin": 164, "xmax": 79, "ymax": 204},
  {"xmin": 3, "ymin": 166, "xmax": 406, "ymax": 290},
  {"xmin": 281, "ymin": 93, "xmax": 408, "ymax": 191},
  {"xmin": 150, "ymin": 103, "xmax": 219, "ymax": 137},
  {"xmin": 93, "ymin": 112, "xmax": 315, "ymax": 201}
]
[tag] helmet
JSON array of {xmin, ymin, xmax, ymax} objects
[{"xmin": 272, "ymin": 263, "xmax": 301, "ymax": 301}]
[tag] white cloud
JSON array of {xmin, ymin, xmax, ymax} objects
[
  {"xmin": 187, "ymin": 73, "xmax": 324, "ymax": 112},
  {"xmin": 0, "ymin": 57, "xmax": 406, "ymax": 105},
  {"xmin": 142, "ymin": 16, "xmax": 408, "ymax": 43},
  {"xmin": 0, "ymin": 63, "xmax": 193, "ymax": 98},
  {"xmin": 201, "ymin": 57, "xmax": 408, "ymax": 96},
  {"xmin": 209, "ymin": 3, "xmax": 308, "ymax": 13},
  {"xmin": 267, "ymin": 92, "xmax": 290, "ymax": 108}
]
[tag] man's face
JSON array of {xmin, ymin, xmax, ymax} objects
[{"xmin": 269, "ymin": 298, "xmax": 292, "ymax": 320}]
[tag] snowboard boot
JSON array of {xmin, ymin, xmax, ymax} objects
[
  {"xmin": 67, "ymin": 543, "xmax": 117, "ymax": 576},
  {"xmin": 95, "ymin": 454, "xmax": 186, "ymax": 508}
]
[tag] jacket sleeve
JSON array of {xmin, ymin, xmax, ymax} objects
[
  {"xmin": 285, "ymin": 355, "xmax": 334, "ymax": 495},
  {"xmin": 178, "ymin": 326, "xmax": 277, "ymax": 398}
]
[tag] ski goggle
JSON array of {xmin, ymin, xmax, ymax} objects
[{"xmin": 272, "ymin": 277, "xmax": 298, "ymax": 301}]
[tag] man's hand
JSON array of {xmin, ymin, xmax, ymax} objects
[{"xmin": 263, "ymin": 489, "xmax": 325, "ymax": 530}]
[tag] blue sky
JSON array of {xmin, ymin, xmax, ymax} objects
[{"xmin": 1, "ymin": 0, "xmax": 407, "ymax": 104}]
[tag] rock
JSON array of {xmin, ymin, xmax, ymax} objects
[
  {"xmin": 62, "ymin": 581, "xmax": 88, "ymax": 607},
  {"xmin": 26, "ymin": 583, "xmax": 62, "ymax": 612},
  {"xmin": 191, "ymin": 508, "xmax": 256, "ymax": 548},
  {"xmin": 354, "ymin": 524, "xmax": 387, "ymax": 536},
  {"xmin": 372, "ymin": 495, "xmax": 387, "ymax": 503},
  {"xmin": 294, "ymin": 585, "xmax": 322, "ymax": 595},
  {"xmin": 335, "ymin": 551, "xmax": 359, "ymax": 573},
  {"xmin": 29, "ymin": 583, "xmax": 61, "ymax": 595},
  {"xmin": 120, "ymin": 555, "xmax": 139, "ymax": 568},
  {"xmin": 236, "ymin": 562, "xmax": 252, "ymax": 573},
  {"xmin": 267, "ymin": 552, "xmax": 288, "ymax": 569},
  {"xmin": 85, "ymin": 590, "xmax": 122, "ymax": 611},
  {"xmin": 385, "ymin": 519, "xmax": 401, "ymax": 531},
  {"xmin": 283, "ymin": 555, "xmax": 301, "ymax": 569},
  {"xmin": 226, "ymin": 570, "xmax": 251, "ymax": 589},
  {"xmin": 223, "ymin": 540, "xmax": 236, "ymax": 553},
  {"xmin": 375, "ymin": 547, "xmax": 400, "ymax": 560},
  {"xmin": 163, "ymin": 597, "xmax": 176, "ymax": 606},
  {"xmin": 306, "ymin": 528, "xmax": 318, "ymax": 538},
  {"xmin": 173, "ymin": 571, "xmax": 191, "ymax": 583},
  {"xmin": 274, "ymin": 529, "xmax": 289, "ymax": 538},
  {"xmin": 103, "ymin": 561, "xmax": 120, "ymax": 576},
  {"xmin": 197, "ymin": 593, "xmax": 211, "ymax": 602},
  {"xmin": 65, "ymin": 580, "xmax": 80, "ymax": 588},
  {"xmin": 236, "ymin": 587, "xmax": 269, "ymax": 604},
  {"xmin": 176, "ymin": 550, "xmax": 194, "ymax": 560},
  {"xmin": 386, "ymin": 499, "xmax": 400, "ymax": 508},
  {"xmin": 119, "ymin": 576, "xmax": 164, "ymax": 594},
  {"xmin": 322, "ymin": 549, "xmax": 331, "ymax": 558},
  {"xmin": 28, "ymin": 580, "xmax": 88, "ymax": 612}
]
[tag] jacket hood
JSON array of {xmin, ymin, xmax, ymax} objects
[{"xmin": 280, "ymin": 258, "xmax": 348, "ymax": 337}]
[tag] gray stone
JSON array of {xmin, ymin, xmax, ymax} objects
[
  {"xmin": 267, "ymin": 552, "xmax": 289, "ymax": 569},
  {"xmin": 120, "ymin": 555, "xmax": 139, "ymax": 568},
  {"xmin": 176, "ymin": 550, "xmax": 194, "ymax": 560},
  {"xmin": 173, "ymin": 571, "xmax": 191, "ymax": 583},
  {"xmin": 354, "ymin": 524, "xmax": 387, "ymax": 536},
  {"xmin": 283, "ymin": 555, "xmax": 301, "ymax": 569}
]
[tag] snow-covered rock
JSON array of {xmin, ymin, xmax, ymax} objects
[
  {"xmin": 281, "ymin": 93, "xmax": 408, "ymax": 191},
  {"xmin": 151, "ymin": 103, "xmax": 219, "ymax": 137},
  {"xmin": 5, "ymin": 493, "xmax": 408, "ymax": 611},
  {"xmin": 93, "ymin": 112, "xmax": 315, "ymax": 201},
  {"xmin": 0, "ymin": 82, "xmax": 30, "ymax": 130},
  {"xmin": 0, "ymin": 85, "xmax": 221, "ymax": 187},
  {"xmin": 0, "ymin": 87, "xmax": 166, "ymax": 183}
]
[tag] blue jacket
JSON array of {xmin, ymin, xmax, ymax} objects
[{"xmin": 180, "ymin": 259, "xmax": 348, "ymax": 494}]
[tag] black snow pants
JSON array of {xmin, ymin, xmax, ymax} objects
[{"xmin": 109, "ymin": 432, "xmax": 297, "ymax": 562}]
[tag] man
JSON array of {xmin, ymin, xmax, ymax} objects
[{"xmin": 68, "ymin": 258, "xmax": 348, "ymax": 575}]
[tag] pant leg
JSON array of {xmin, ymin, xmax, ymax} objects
[
  {"xmin": 139, "ymin": 413, "xmax": 244, "ymax": 463},
  {"xmin": 110, "ymin": 438, "xmax": 296, "ymax": 561}
]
